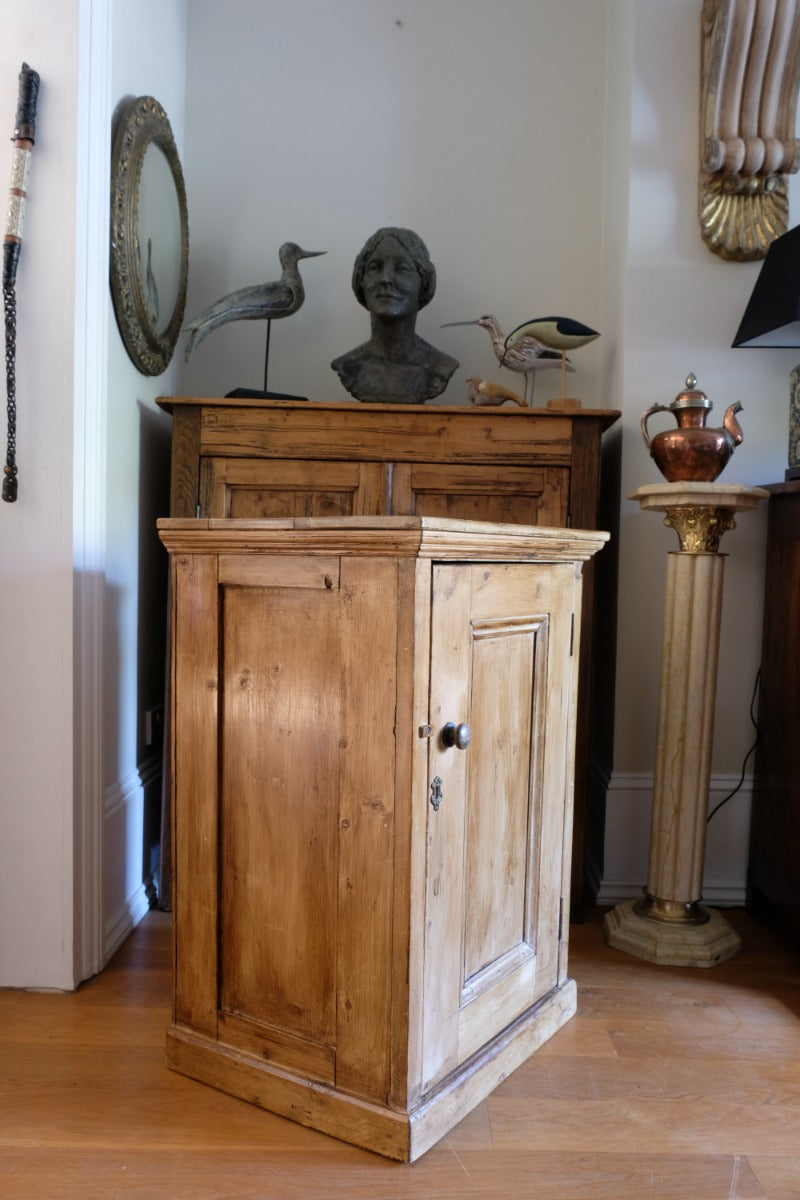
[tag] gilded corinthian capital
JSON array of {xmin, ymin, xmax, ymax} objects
[{"xmin": 663, "ymin": 505, "xmax": 737, "ymax": 553}]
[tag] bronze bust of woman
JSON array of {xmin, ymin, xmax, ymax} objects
[{"xmin": 331, "ymin": 227, "xmax": 459, "ymax": 404}]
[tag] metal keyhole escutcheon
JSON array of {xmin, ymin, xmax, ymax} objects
[{"xmin": 442, "ymin": 722, "xmax": 471, "ymax": 750}]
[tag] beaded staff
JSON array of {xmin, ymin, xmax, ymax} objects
[{"xmin": 3, "ymin": 62, "xmax": 40, "ymax": 503}]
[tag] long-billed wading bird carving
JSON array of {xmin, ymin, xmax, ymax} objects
[
  {"xmin": 442, "ymin": 313, "xmax": 574, "ymax": 404},
  {"xmin": 184, "ymin": 242, "xmax": 325, "ymax": 390}
]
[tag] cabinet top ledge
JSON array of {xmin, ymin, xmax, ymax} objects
[{"xmin": 157, "ymin": 515, "xmax": 609, "ymax": 563}]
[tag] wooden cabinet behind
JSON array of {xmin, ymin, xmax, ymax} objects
[
  {"xmin": 749, "ymin": 482, "xmax": 800, "ymax": 939},
  {"xmin": 157, "ymin": 397, "xmax": 620, "ymax": 914},
  {"xmin": 158, "ymin": 516, "xmax": 608, "ymax": 1161}
]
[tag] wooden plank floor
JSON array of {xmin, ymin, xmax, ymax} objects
[{"xmin": 1, "ymin": 906, "xmax": 799, "ymax": 1199}]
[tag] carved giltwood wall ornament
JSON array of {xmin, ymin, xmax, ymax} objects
[{"xmin": 700, "ymin": 0, "xmax": 800, "ymax": 261}]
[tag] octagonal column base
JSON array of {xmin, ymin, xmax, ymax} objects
[{"xmin": 603, "ymin": 898, "xmax": 741, "ymax": 968}]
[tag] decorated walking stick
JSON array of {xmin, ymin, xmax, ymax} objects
[{"xmin": 3, "ymin": 62, "xmax": 40, "ymax": 503}]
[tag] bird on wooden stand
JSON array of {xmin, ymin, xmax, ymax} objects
[
  {"xmin": 504, "ymin": 315, "xmax": 600, "ymax": 407},
  {"xmin": 184, "ymin": 242, "xmax": 326, "ymax": 388},
  {"xmin": 442, "ymin": 313, "xmax": 574, "ymax": 404}
]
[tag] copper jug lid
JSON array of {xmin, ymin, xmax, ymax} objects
[{"xmin": 671, "ymin": 373, "xmax": 712, "ymax": 411}]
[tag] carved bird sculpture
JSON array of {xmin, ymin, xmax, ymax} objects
[
  {"xmin": 504, "ymin": 315, "xmax": 599, "ymax": 354},
  {"xmin": 184, "ymin": 242, "xmax": 326, "ymax": 361},
  {"xmin": 442, "ymin": 314, "xmax": 573, "ymax": 404},
  {"xmin": 466, "ymin": 377, "xmax": 528, "ymax": 408},
  {"xmin": 504, "ymin": 315, "xmax": 599, "ymax": 406}
]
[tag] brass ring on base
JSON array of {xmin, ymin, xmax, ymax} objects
[{"xmin": 633, "ymin": 894, "xmax": 711, "ymax": 926}]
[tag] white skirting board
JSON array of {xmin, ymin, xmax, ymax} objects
[
  {"xmin": 592, "ymin": 771, "xmax": 752, "ymax": 908},
  {"xmin": 102, "ymin": 756, "xmax": 162, "ymax": 964}
]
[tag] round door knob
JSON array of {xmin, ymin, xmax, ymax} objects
[{"xmin": 442, "ymin": 722, "xmax": 471, "ymax": 750}]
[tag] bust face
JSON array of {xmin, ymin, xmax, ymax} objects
[{"xmin": 361, "ymin": 235, "xmax": 422, "ymax": 319}]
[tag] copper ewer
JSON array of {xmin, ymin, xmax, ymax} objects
[{"xmin": 641, "ymin": 374, "xmax": 744, "ymax": 483}]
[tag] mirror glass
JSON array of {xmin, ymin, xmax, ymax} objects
[
  {"xmin": 138, "ymin": 143, "xmax": 182, "ymax": 338},
  {"xmin": 110, "ymin": 96, "xmax": 189, "ymax": 376}
]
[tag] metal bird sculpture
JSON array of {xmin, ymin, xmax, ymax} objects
[
  {"xmin": 467, "ymin": 377, "xmax": 528, "ymax": 408},
  {"xmin": 184, "ymin": 241, "xmax": 326, "ymax": 366},
  {"xmin": 442, "ymin": 313, "xmax": 573, "ymax": 404}
]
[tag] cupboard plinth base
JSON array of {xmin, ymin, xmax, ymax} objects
[
  {"xmin": 167, "ymin": 979, "xmax": 577, "ymax": 1164},
  {"xmin": 603, "ymin": 898, "xmax": 741, "ymax": 968}
]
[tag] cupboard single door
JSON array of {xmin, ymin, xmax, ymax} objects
[
  {"xmin": 391, "ymin": 463, "xmax": 569, "ymax": 526},
  {"xmin": 200, "ymin": 457, "xmax": 387, "ymax": 518},
  {"xmin": 422, "ymin": 561, "xmax": 576, "ymax": 1090}
]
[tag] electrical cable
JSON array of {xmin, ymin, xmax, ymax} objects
[{"xmin": 706, "ymin": 668, "xmax": 762, "ymax": 823}]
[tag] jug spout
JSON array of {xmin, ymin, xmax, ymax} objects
[{"xmin": 724, "ymin": 401, "xmax": 744, "ymax": 447}]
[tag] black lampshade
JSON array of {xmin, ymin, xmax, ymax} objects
[{"xmin": 733, "ymin": 224, "xmax": 800, "ymax": 348}]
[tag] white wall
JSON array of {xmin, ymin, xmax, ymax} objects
[
  {"xmin": 0, "ymin": 3, "xmax": 81, "ymax": 989},
  {"xmin": 180, "ymin": 0, "xmax": 609, "ymax": 408},
  {"xmin": 103, "ymin": 0, "xmax": 186, "ymax": 959},
  {"xmin": 1, "ymin": 0, "xmax": 793, "ymax": 989},
  {"xmin": 600, "ymin": 0, "xmax": 797, "ymax": 905},
  {"xmin": 0, "ymin": 0, "xmax": 186, "ymax": 989},
  {"xmin": 179, "ymin": 0, "xmax": 794, "ymax": 906}
]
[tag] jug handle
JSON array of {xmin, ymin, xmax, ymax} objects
[{"xmin": 641, "ymin": 403, "xmax": 672, "ymax": 451}]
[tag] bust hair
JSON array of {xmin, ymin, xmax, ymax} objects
[{"xmin": 351, "ymin": 227, "xmax": 437, "ymax": 310}]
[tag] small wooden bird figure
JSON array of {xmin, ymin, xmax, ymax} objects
[
  {"xmin": 184, "ymin": 242, "xmax": 325, "ymax": 361},
  {"xmin": 466, "ymin": 377, "xmax": 528, "ymax": 408},
  {"xmin": 442, "ymin": 314, "xmax": 573, "ymax": 404}
]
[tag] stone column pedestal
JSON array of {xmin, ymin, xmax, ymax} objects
[{"xmin": 604, "ymin": 482, "xmax": 768, "ymax": 967}]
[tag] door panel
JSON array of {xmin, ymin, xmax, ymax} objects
[
  {"xmin": 200, "ymin": 457, "xmax": 387, "ymax": 518},
  {"xmin": 422, "ymin": 562, "xmax": 574, "ymax": 1089},
  {"xmin": 463, "ymin": 616, "xmax": 543, "ymax": 981},
  {"xmin": 220, "ymin": 585, "xmax": 342, "ymax": 1061},
  {"xmin": 392, "ymin": 463, "xmax": 569, "ymax": 526}
]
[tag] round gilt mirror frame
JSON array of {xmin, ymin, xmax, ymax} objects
[{"xmin": 110, "ymin": 95, "xmax": 189, "ymax": 376}]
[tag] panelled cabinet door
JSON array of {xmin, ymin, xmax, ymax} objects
[
  {"xmin": 199, "ymin": 457, "xmax": 387, "ymax": 518},
  {"xmin": 422, "ymin": 561, "xmax": 575, "ymax": 1091},
  {"xmin": 392, "ymin": 463, "xmax": 569, "ymax": 527}
]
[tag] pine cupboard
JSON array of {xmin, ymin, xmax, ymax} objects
[
  {"xmin": 158, "ymin": 516, "xmax": 608, "ymax": 1162},
  {"xmin": 156, "ymin": 397, "xmax": 620, "ymax": 914}
]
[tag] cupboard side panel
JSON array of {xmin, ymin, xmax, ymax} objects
[
  {"xmin": 335, "ymin": 558, "xmax": 399, "ymax": 1101},
  {"xmin": 219, "ymin": 584, "xmax": 341, "ymax": 1048},
  {"xmin": 172, "ymin": 553, "xmax": 220, "ymax": 1035}
]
